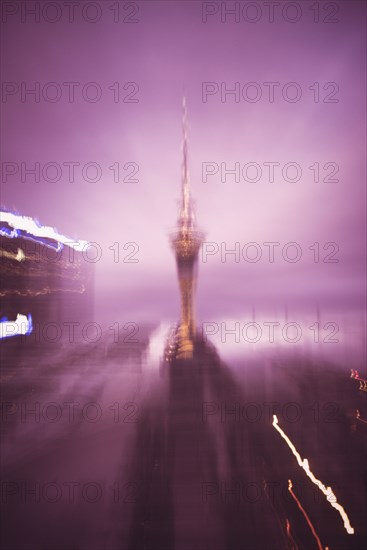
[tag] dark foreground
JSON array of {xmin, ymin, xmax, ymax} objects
[{"xmin": 1, "ymin": 330, "xmax": 366, "ymax": 550}]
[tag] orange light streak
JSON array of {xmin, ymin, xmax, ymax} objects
[{"xmin": 288, "ymin": 479, "xmax": 323, "ymax": 550}]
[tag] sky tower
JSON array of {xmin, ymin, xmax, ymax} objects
[{"xmin": 170, "ymin": 98, "xmax": 204, "ymax": 360}]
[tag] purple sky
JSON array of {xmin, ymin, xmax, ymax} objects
[{"xmin": 1, "ymin": 1, "xmax": 366, "ymax": 322}]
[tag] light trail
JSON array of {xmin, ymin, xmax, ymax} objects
[
  {"xmin": 0, "ymin": 248, "xmax": 25, "ymax": 261},
  {"xmin": 351, "ymin": 370, "xmax": 367, "ymax": 392},
  {"xmin": 0, "ymin": 313, "xmax": 33, "ymax": 339},
  {"xmin": 0, "ymin": 211, "xmax": 89, "ymax": 251},
  {"xmin": 263, "ymin": 481, "xmax": 299, "ymax": 550},
  {"xmin": 285, "ymin": 518, "xmax": 299, "ymax": 550},
  {"xmin": 272, "ymin": 414, "xmax": 354, "ymax": 535},
  {"xmin": 288, "ymin": 479, "xmax": 323, "ymax": 550},
  {"xmin": 0, "ymin": 285, "xmax": 86, "ymax": 298},
  {"xmin": 356, "ymin": 410, "xmax": 367, "ymax": 425}
]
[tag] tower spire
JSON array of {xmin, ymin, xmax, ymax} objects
[{"xmin": 181, "ymin": 96, "xmax": 193, "ymax": 228}]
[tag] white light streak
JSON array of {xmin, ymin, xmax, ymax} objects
[
  {"xmin": 272, "ymin": 414, "xmax": 354, "ymax": 535},
  {"xmin": 0, "ymin": 211, "xmax": 89, "ymax": 251},
  {"xmin": 0, "ymin": 313, "xmax": 33, "ymax": 339}
]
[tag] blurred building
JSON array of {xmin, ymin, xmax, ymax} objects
[{"xmin": 0, "ymin": 214, "xmax": 94, "ymax": 344}]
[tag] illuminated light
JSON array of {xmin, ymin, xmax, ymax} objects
[
  {"xmin": 286, "ymin": 518, "xmax": 291, "ymax": 537},
  {"xmin": 272, "ymin": 415, "xmax": 355, "ymax": 535},
  {"xmin": 0, "ymin": 247, "xmax": 25, "ymax": 262},
  {"xmin": 285, "ymin": 518, "xmax": 299, "ymax": 549},
  {"xmin": 0, "ymin": 224, "xmax": 63, "ymax": 251},
  {"xmin": 356, "ymin": 410, "xmax": 367, "ymax": 425},
  {"xmin": 0, "ymin": 285, "xmax": 86, "ymax": 298},
  {"xmin": 15, "ymin": 248, "xmax": 25, "ymax": 261},
  {"xmin": 0, "ymin": 211, "xmax": 89, "ymax": 252},
  {"xmin": 0, "ymin": 313, "xmax": 33, "ymax": 339},
  {"xmin": 288, "ymin": 479, "xmax": 323, "ymax": 550},
  {"xmin": 351, "ymin": 371, "xmax": 367, "ymax": 392}
]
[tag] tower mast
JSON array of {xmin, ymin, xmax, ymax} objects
[
  {"xmin": 181, "ymin": 96, "xmax": 191, "ymax": 225},
  {"xmin": 171, "ymin": 97, "xmax": 203, "ymax": 360}
]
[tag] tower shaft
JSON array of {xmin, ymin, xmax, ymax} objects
[{"xmin": 170, "ymin": 98, "xmax": 203, "ymax": 359}]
